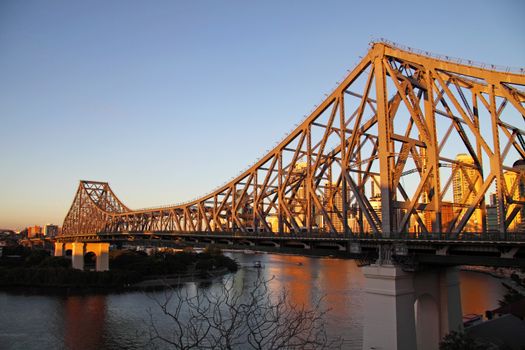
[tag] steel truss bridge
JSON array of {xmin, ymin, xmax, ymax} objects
[{"xmin": 60, "ymin": 42, "xmax": 525, "ymax": 255}]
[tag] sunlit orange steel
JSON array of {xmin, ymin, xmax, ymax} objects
[{"xmin": 60, "ymin": 41, "xmax": 525, "ymax": 238}]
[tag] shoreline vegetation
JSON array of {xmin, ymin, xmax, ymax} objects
[
  {"xmin": 0, "ymin": 245, "xmax": 238, "ymax": 295},
  {"xmin": 1, "ymin": 244, "xmax": 523, "ymax": 298},
  {"xmin": 460, "ymin": 265, "xmax": 525, "ymax": 297}
]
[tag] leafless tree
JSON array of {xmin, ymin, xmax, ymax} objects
[{"xmin": 147, "ymin": 274, "xmax": 343, "ymax": 349}]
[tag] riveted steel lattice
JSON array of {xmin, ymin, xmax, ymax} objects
[{"xmin": 61, "ymin": 42, "xmax": 525, "ymax": 238}]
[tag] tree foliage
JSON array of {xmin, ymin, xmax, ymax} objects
[
  {"xmin": 110, "ymin": 249, "xmax": 238, "ymax": 277},
  {"xmin": 498, "ymin": 288, "xmax": 523, "ymax": 307},
  {"xmin": 439, "ymin": 331, "xmax": 498, "ymax": 350}
]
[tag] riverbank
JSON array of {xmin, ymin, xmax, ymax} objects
[
  {"xmin": 0, "ymin": 267, "xmax": 234, "ymax": 295},
  {"xmin": 131, "ymin": 267, "xmax": 230, "ymax": 289},
  {"xmin": 0, "ymin": 246, "xmax": 238, "ymax": 295}
]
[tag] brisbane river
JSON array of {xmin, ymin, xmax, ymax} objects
[{"xmin": 0, "ymin": 251, "xmax": 506, "ymax": 350}]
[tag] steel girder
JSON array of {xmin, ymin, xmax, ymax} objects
[{"xmin": 61, "ymin": 42, "xmax": 525, "ymax": 238}]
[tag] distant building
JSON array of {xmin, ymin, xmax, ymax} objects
[
  {"xmin": 347, "ymin": 204, "xmax": 362, "ymax": 233},
  {"xmin": 441, "ymin": 202, "xmax": 455, "ymax": 232},
  {"xmin": 490, "ymin": 192, "xmax": 498, "ymax": 206},
  {"xmin": 485, "ymin": 192, "xmax": 499, "ymax": 232},
  {"xmin": 27, "ymin": 225, "xmax": 42, "ymax": 238},
  {"xmin": 406, "ymin": 202, "xmax": 454, "ymax": 234},
  {"xmin": 292, "ymin": 162, "xmax": 308, "ymax": 228},
  {"xmin": 44, "ymin": 224, "xmax": 59, "ymax": 238},
  {"xmin": 486, "ymin": 205, "xmax": 500, "ymax": 232},
  {"xmin": 234, "ymin": 189, "xmax": 253, "ymax": 229},
  {"xmin": 324, "ymin": 182, "xmax": 344, "ymax": 232},
  {"xmin": 267, "ymin": 215, "xmax": 279, "ymax": 233},
  {"xmin": 503, "ymin": 160, "xmax": 525, "ymax": 232},
  {"xmin": 485, "ymin": 160, "xmax": 525, "ymax": 233},
  {"xmin": 323, "ymin": 181, "xmax": 371, "ymax": 233},
  {"xmin": 452, "ymin": 154, "xmax": 482, "ymax": 232}
]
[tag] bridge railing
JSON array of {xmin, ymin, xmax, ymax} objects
[
  {"xmin": 374, "ymin": 38, "xmax": 525, "ymax": 74},
  {"xmin": 99, "ymin": 230, "xmax": 525, "ymax": 242}
]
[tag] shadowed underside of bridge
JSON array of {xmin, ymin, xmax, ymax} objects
[{"xmin": 60, "ymin": 41, "xmax": 525, "ymax": 240}]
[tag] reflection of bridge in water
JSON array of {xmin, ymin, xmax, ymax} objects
[{"xmin": 56, "ymin": 41, "xmax": 525, "ymax": 350}]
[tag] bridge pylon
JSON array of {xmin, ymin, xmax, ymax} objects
[
  {"xmin": 55, "ymin": 242, "xmax": 109, "ymax": 271},
  {"xmin": 362, "ymin": 264, "xmax": 462, "ymax": 350}
]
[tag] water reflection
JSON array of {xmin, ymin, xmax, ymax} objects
[
  {"xmin": 266, "ymin": 255, "xmax": 312, "ymax": 307},
  {"xmin": 459, "ymin": 271, "xmax": 506, "ymax": 316},
  {"xmin": 63, "ymin": 296, "xmax": 107, "ymax": 350},
  {"xmin": 318, "ymin": 258, "xmax": 364, "ymax": 322},
  {"xmin": 0, "ymin": 252, "xmax": 509, "ymax": 350},
  {"xmin": 226, "ymin": 253, "xmax": 366, "ymax": 345}
]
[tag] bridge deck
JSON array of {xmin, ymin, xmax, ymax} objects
[{"xmin": 56, "ymin": 231, "xmax": 525, "ymax": 268}]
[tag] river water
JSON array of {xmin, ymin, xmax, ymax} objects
[{"xmin": 0, "ymin": 252, "xmax": 506, "ymax": 350}]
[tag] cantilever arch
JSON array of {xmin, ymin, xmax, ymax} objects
[{"xmin": 362, "ymin": 264, "xmax": 463, "ymax": 350}]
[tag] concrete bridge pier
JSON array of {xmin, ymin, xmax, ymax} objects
[
  {"xmin": 54, "ymin": 242, "xmax": 110, "ymax": 271},
  {"xmin": 362, "ymin": 264, "xmax": 463, "ymax": 350},
  {"xmin": 54, "ymin": 243, "xmax": 64, "ymax": 256},
  {"xmin": 72, "ymin": 242, "xmax": 85, "ymax": 270}
]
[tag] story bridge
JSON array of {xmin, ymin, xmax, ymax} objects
[{"xmin": 55, "ymin": 41, "xmax": 525, "ymax": 350}]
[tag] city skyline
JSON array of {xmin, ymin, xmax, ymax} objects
[{"xmin": 1, "ymin": 0, "xmax": 524, "ymax": 230}]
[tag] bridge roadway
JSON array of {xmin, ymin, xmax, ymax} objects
[{"xmin": 57, "ymin": 231, "xmax": 525, "ymax": 268}]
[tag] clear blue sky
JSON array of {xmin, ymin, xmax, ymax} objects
[{"xmin": 1, "ymin": 0, "xmax": 524, "ymax": 230}]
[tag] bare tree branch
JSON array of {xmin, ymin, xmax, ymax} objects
[{"xmin": 147, "ymin": 273, "xmax": 343, "ymax": 349}]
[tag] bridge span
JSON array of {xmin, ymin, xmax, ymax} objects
[
  {"xmin": 57, "ymin": 230, "xmax": 525, "ymax": 268},
  {"xmin": 56, "ymin": 41, "xmax": 525, "ymax": 350}
]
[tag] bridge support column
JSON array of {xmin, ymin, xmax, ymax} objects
[
  {"xmin": 71, "ymin": 242, "xmax": 85, "ymax": 270},
  {"xmin": 362, "ymin": 265, "xmax": 463, "ymax": 350},
  {"xmin": 439, "ymin": 267, "xmax": 463, "ymax": 336},
  {"xmin": 54, "ymin": 242, "xmax": 64, "ymax": 257},
  {"xmin": 413, "ymin": 266, "xmax": 463, "ymax": 350},
  {"xmin": 86, "ymin": 243, "xmax": 110, "ymax": 272},
  {"xmin": 362, "ymin": 264, "xmax": 417, "ymax": 350}
]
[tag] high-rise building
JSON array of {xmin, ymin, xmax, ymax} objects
[
  {"xmin": 44, "ymin": 224, "xmax": 59, "ymax": 237},
  {"xmin": 486, "ymin": 205, "xmax": 499, "ymax": 232},
  {"xmin": 452, "ymin": 154, "xmax": 482, "ymax": 232},
  {"xmin": 291, "ymin": 162, "xmax": 308, "ymax": 227},
  {"xmin": 267, "ymin": 215, "xmax": 279, "ymax": 233},
  {"xmin": 234, "ymin": 189, "xmax": 253, "ymax": 228},
  {"xmin": 346, "ymin": 204, "xmax": 362, "ymax": 233},
  {"xmin": 27, "ymin": 225, "xmax": 42, "ymax": 238},
  {"xmin": 324, "ymin": 182, "xmax": 344, "ymax": 232},
  {"xmin": 503, "ymin": 160, "xmax": 525, "ymax": 232},
  {"xmin": 412, "ymin": 202, "xmax": 455, "ymax": 233}
]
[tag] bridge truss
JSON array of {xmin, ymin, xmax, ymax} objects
[{"xmin": 61, "ymin": 42, "xmax": 525, "ymax": 238}]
